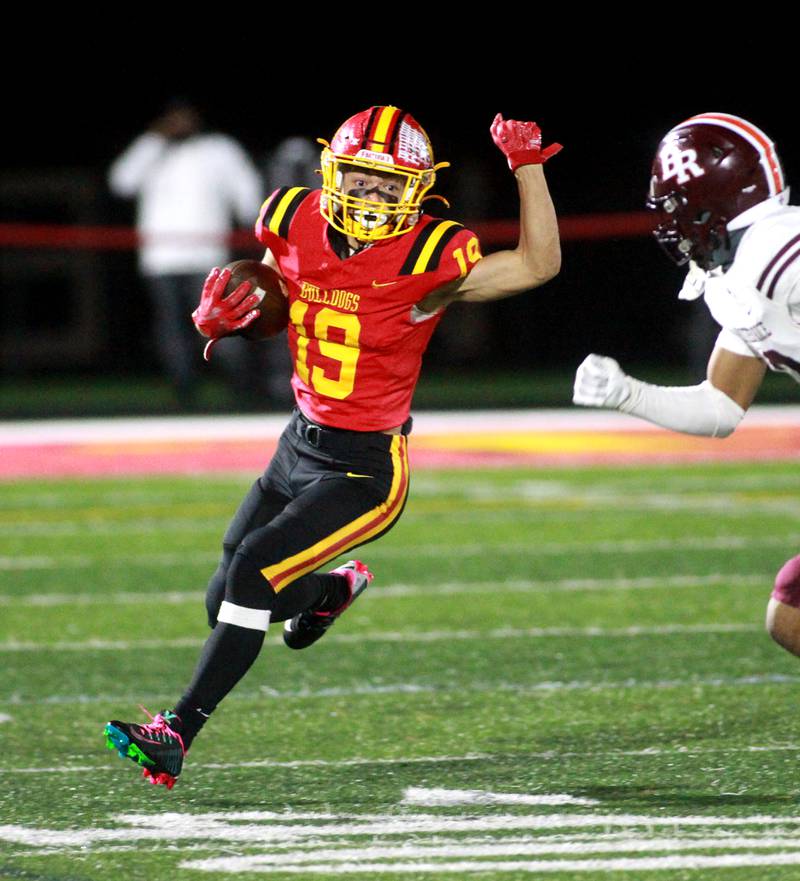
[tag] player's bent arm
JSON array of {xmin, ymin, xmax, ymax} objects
[
  {"xmin": 416, "ymin": 165, "xmax": 560, "ymax": 313},
  {"xmin": 459, "ymin": 165, "xmax": 560, "ymax": 302},
  {"xmin": 573, "ymin": 344, "xmax": 765, "ymax": 438},
  {"xmin": 706, "ymin": 343, "xmax": 766, "ymax": 410}
]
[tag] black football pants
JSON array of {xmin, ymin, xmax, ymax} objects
[{"xmin": 205, "ymin": 408, "xmax": 410, "ymax": 625}]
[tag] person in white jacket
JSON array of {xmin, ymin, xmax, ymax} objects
[
  {"xmin": 573, "ymin": 112, "xmax": 800, "ymax": 662},
  {"xmin": 109, "ymin": 101, "xmax": 263, "ymax": 406}
]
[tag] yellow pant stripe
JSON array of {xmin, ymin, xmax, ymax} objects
[{"xmin": 262, "ymin": 437, "xmax": 408, "ymax": 592}]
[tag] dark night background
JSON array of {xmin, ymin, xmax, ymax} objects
[{"xmin": 3, "ymin": 59, "xmax": 798, "ymax": 410}]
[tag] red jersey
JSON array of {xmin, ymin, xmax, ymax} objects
[{"xmin": 255, "ymin": 187, "xmax": 482, "ymax": 431}]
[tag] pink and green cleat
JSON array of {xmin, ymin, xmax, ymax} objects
[{"xmin": 104, "ymin": 707, "xmax": 185, "ymax": 789}]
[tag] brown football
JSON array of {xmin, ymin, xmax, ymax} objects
[{"xmin": 223, "ymin": 259, "xmax": 289, "ymax": 340}]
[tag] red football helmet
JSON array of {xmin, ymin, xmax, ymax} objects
[
  {"xmin": 647, "ymin": 112, "xmax": 786, "ymax": 270},
  {"xmin": 319, "ymin": 106, "xmax": 449, "ymax": 242}
]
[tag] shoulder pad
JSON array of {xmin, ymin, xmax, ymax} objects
[
  {"xmin": 260, "ymin": 187, "xmax": 312, "ymax": 239},
  {"xmin": 735, "ymin": 208, "xmax": 800, "ymax": 299},
  {"xmin": 399, "ymin": 220, "xmax": 464, "ymax": 275}
]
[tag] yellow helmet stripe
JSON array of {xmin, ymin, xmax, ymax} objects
[
  {"xmin": 367, "ymin": 106, "xmax": 401, "ymax": 153},
  {"xmin": 268, "ymin": 187, "xmax": 310, "ymax": 237},
  {"xmin": 261, "ymin": 436, "xmax": 409, "ymax": 592}
]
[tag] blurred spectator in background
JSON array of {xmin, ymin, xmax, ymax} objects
[
  {"xmin": 263, "ymin": 136, "xmax": 319, "ymax": 192},
  {"xmin": 108, "ymin": 100, "xmax": 264, "ymax": 409}
]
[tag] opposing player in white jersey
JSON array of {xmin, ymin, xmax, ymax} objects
[{"xmin": 572, "ymin": 112, "xmax": 800, "ymax": 659}]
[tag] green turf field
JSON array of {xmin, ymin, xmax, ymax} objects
[{"xmin": 2, "ymin": 462, "xmax": 800, "ymax": 880}]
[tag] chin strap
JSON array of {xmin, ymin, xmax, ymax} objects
[{"xmin": 422, "ymin": 194, "xmax": 450, "ymax": 209}]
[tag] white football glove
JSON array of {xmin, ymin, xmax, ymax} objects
[{"xmin": 573, "ymin": 354, "xmax": 631, "ymax": 410}]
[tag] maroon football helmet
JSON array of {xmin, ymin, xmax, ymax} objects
[{"xmin": 647, "ymin": 113, "xmax": 786, "ymax": 270}]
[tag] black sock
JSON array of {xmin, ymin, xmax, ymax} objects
[
  {"xmin": 167, "ymin": 705, "xmax": 209, "ymax": 752},
  {"xmin": 271, "ymin": 572, "xmax": 346, "ymax": 621},
  {"xmin": 173, "ymin": 622, "xmax": 266, "ymax": 749},
  {"xmin": 315, "ymin": 573, "xmax": 349, "ymax": 612}
]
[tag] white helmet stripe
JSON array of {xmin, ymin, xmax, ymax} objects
[{"xmin": 682, "ymin": 112, "xmax": 784, "ymax": 196}]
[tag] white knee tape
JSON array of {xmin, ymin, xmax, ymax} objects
[{"xmin": 217, "ymin": 601, "xmax": 271, "ymax": 632}]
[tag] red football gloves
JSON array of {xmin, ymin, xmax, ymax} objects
[
  {"xmin": 490, "ymin": 113, "xmax": 562, "ymax": 171},
  {"xmin": 192, "ymin": 267, "xmax": 261, "ymax": 361}
]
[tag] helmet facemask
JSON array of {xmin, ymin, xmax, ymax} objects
[
  {"xmin": 320, "ymin": 149, "xmax": 436, "ymax": 243},
  {"xmin": 647, "ymin": 187, "xmax": 731, "ymax": 270},
  {"xmin": 318, "ymin": 106, "xmax": 447, "ymax": 243}
]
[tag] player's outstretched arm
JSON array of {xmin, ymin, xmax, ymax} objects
[
  {"xmin": 573, "ymin": 346, "xmax": 765, "ymax": 438},
  {"xmin": 458, "ymin": 163, "xmax": 560, "ymax": 302},
  {"xmin": 417, "ymin": 115, "xmax": 561, "ymax": 313}
]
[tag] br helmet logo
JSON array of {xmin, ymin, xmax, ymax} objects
[{"xmin": 659, "ymin": 145, "xmax": 705, "ymax": 184}]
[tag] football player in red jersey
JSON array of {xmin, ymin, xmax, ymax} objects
[
  {"xmin": 573, "ymin": 112, "xmax": 800, "ymax": 666},
  {"xmin": 104, "ymin": 107, "xmax": 561, "ymax": 787}
]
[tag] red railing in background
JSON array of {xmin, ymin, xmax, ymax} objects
[{"xmin": 0, "ymin": 212, "xmax": 655, "ymax": 251}]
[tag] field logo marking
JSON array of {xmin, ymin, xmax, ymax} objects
[{"xmin": 6, "ymin": 787, "xmax": 800, "ymax": 874}]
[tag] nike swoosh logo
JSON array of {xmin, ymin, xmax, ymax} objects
[
  {"xmin": 346, "ymin": 472, "xmax": 373, "ymax": 479},
  {"xmin": 372, "ymin": 280, "xmax": 398, "ymax": 288}
]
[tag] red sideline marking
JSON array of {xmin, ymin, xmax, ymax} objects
[
  {"xmin": 412, "ymin": 426, "xmax": 800, "ymax": 467},
  {"xmin": 0, "ymin": 212, "xmax": 654, "ymax": 252},
  {"xmin": 0, "ymin": 441, "xmax": 279, "ymax": 479},
  {"xmin": 0, "ymin": 225, "xmax": 255, "ymax": 251},
  {"xmin": 0, "ymin": 424, "xmax": 798, "ymax": 480}
]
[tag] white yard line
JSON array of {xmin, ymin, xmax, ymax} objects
[
  {"xmin": 370, "ymin": 533, "xmax": 800, "ymax": 558},
  {"xmin": 0, "ymin": 672, "xmax": 795, "ymax": 718},
  {"xmin": 0, "ymin": 621, "xmax": 760, "ymax": 650},
  {"xmin": 0, "ymin": 573, "xmax": 769, "ymax": 607},
  {"xmin": 403, "ymin": 788, "xmax": 599, "ymax": 806},
  {"xmin": 6, "ymin": 469, "xmax": 800, "ymax": 511},
  {"xmin": 3, "ymin": 495, "xmax": 800, "ymax": 537},
  {"xmin": 182, "ymin": 837, "xmax": 800, "ymax": 867},
  {"xmin": 26, "ymin": 834, "xmax": 800, "ymax": 861},
  {"xmin": 5, "ymin": 807, "xmax": 800, "ymax": 846},
  {"xmin": 8, "ymin": 802, "xmax": 800, "ymax": 857},
  {"xmin": 175, "ymin": 853, "xmax": 800, "ymax": 873},
  {"xmin": 374, "ymin": 574, "xmax": 767, "ymax": 598},
  {"xmin": 0, "ymin": 518, "xmax": 223, "ymax": 537},
  {"xmin": 331, "ymin": 623, "xmax": 760, "ymax": 643},
  {"xmin": 2, "ymin": 532, "xmax": 798, "ymax": 571},
  {"xmin": 413, "ymin": 472, "xmax": 800, "ymax": 493},
  {"xmin": 0, "ymin": 552, "xmax": 221, "ymax": 570},
  {"xmin": 5, "ymin": 743, "xmax": 800, "ymax": 776},
  {"xmin": 410, "ymin": 481, "xmax": 800, "ymax": 514},
  {"xmin": 0, "ymin": 590, "xmax": 206, "ymax": 606},
  {"xmin": 0, "ymin": 507, "xmax": 790, "ymax": 537},
  {"xmin": 5, "ymin": 754, "xmax": 493, "ymax": 776}
]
